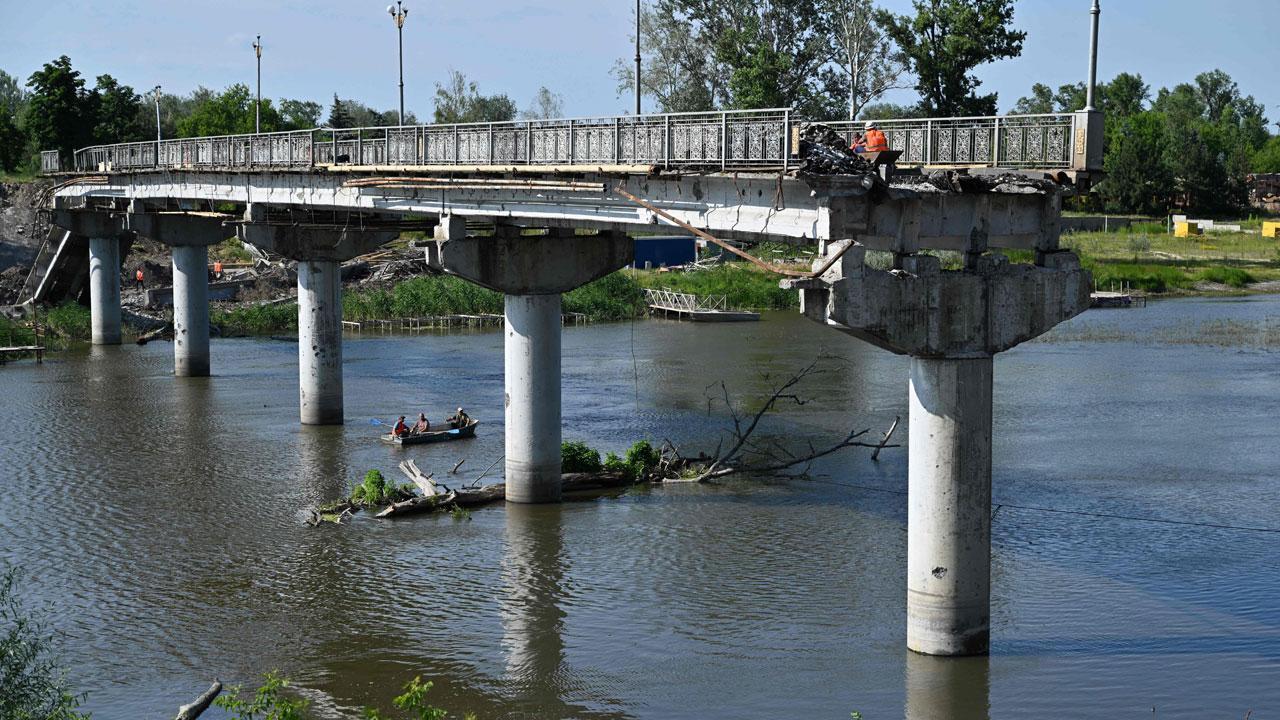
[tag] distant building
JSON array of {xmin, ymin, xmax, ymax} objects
[
  {"xmin": 1247, "ymin": 174, "xmax": 1280, "ymax": 213},
  {"xmin": 633, "ymin": 236, "xmax": 697, "ymax": 269}
]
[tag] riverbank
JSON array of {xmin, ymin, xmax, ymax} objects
[
  {"xmin": 209, "ymin": 263, "xmax": 798, "ymax": 336},
  {"xmin": 1062, "ymin": 225, "xmax": 1280, "ymax": 295}
]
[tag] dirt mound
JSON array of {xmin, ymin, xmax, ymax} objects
[{"xmin": 0, "ymin": 264, "xmax": 27, "ymax": 305}]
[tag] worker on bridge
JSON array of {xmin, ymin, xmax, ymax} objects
[{"xmin": 863, "ymin": 121, "xmax": 889, "ymax": 153}]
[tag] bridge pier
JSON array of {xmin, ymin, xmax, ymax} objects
[
  {"xmin": 297, "ymin": 260, "xmax": 344, "ymax": 425},
  {"xmin": 127, "ymin": 210, "xmax": 232, "ymax": 377},
  {"xmin": 432, "ymin": 219, "xmax": 633, "ymax": 503},
  {"xmin": 51, "ymin": 209, "xmax": 132, "ymax": 346},
  {"xmin": 87, "ymin": 236, "xmax": 123, "ymax": 345},
  {"xmin": 238, "ymin": 206, "xmax": 396, "ymax": 425},
  {"xmin": 907, "ymin": 356, "xmax": 993, "ymax": 655},
  {"xmin": 787, "ymin": 188, "xmax": 1090, "ymax": 655}
]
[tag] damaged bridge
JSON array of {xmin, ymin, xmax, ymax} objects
[{"xmin": 37, "ymin": 104, "xmax": 1102, "ymax": 659}]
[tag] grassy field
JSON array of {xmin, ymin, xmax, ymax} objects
[{"xmin": 1061, "ymin": 227, "xmax": 1280, "ymax": 294}]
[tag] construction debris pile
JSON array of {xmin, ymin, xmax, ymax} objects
[
  {"xmin": 797, "ymin": 123, "xmax": 875, "ymax": 176},
  {"xmin": 892, "ymin": 169, "xmax": 1062, "ymax": 195}
]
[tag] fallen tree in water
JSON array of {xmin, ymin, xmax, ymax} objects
[{"xmin": 307, "ymin": 358, "xmax": 898, "ymax": 525}]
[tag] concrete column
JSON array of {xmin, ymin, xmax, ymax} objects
[
  {"xmin": 298, "ymin": 260, "xmax": 343, "ymax": 425},
  {"xmin": 504, "ymin": 293, "xmax": 562, "ymax": 504},
  {"xmin": 88, "ymin": 236, "xmax": 122, "ymax": 345},
  {"xmin": 171, "ymin": 244, "xmax": 210, "ymax": 376},
  {"xmin": 907, "ymin": 356, "xmax": 993, "ymax": 656}
]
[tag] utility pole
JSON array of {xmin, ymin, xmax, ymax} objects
[
  {"xmin": 1084, "ymin": 0, "xmax": 1100, "ymax": 111},
  {"xmin": 634, "ymin": 0, "xmax": 642, "ymax": 115},
  {"xmin": 253, "ymin": 35, "xmax": 263, "ymax": 133},
  {"xmin": 153, "ymin": 86, "xmax": 162, "ymax": 161},
  {"xmin": 388, "ymin": 2, "xmax": 409, "ymax": 125}
]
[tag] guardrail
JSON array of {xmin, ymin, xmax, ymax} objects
[
  {"xmin": 61, "ymin": 108, "xmax": 1101, "ymax": 175},
  {"xmin": 824, "ymin": 112, "xmax": 1088, "ymax": 170},
  {"xmin": 40, "ymin": 150, "xmax": 61, "ymax": 173}
]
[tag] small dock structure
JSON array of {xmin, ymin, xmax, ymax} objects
[{"xmin": 644, "ymin": 288, "xmax": 760, "ymax": 322}]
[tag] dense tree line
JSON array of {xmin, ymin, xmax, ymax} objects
[
  {"xmin": 0, "ymin": 56, "xmax": 557, "ymax": 173},
  {"xmin": 1013, "ymin": 69, "xmax": 1275, "ymax": 215}
]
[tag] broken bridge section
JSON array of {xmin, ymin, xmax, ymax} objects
[{"xmin": 786, "ymin": 178, "xmax": 1091, "ymax": 657}]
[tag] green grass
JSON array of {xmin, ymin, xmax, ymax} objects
[
  {"xmin": 563, "ymin": 271, "xmax": 646, "ymax": 320},
  {"xmin": 0, "ymin": 315, "xmax": 36, "ymax": 347},
  {"xmin": 211, "ymin": 302, "xmax": 298, "ymax": 335},
  {"xmin": 635, "ymin": 264, "xmax": 797, "ymax": 310},
  {"xmin": 1062, "ymin": 225, "xmax": 1280, "ymax": 295},
  {"xmin": 44, "ymin": 302, "xmax": 91, "ymax": 340},
  {"xmin": 1194, "ymin": 266, "xmax": 1255, "ymax": 288}
]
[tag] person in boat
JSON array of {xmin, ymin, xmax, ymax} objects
[
  {"xmin": 411, "ymin": 412, "xmax": 430, "ymax": 434},
  {"xmin": 392, "ymin": 415, "xmax": 410, "ymax": 437},
  {"xmin": 448, "ymin": 407, "xmax": 470, "ymax": 429}
]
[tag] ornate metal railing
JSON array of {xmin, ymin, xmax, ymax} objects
[
  {"xmin": 40, "ymin": 150, "xmax": 61, "ymax": 173},
  {"xmin": 824, "ymin": 113, "xmax": 1082, "ymax": 170},
  {"xmin": 62, "ymin": 108, "xmax": 1099, "ymax": 174}
]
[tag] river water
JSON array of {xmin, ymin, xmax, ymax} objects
[{"xmin": 1, "ymin": 296, "xmax": 1278, "ymax": 719}]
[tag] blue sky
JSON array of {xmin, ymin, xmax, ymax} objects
[{"xmin": 0, "ymin": 0, "xmax": 1276, "ymax": 123}]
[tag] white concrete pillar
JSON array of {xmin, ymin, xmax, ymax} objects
[
  {"xmin": 504, "ymin": 293, "xmax": 562, "ymax": 503},
  {"xmin": 907, "ymin": 356, "xmax": 993, "ymax": 656},
  {"xmin": 88, "ymin": 236, "xmax": 122, "ymax": 345},
  {"xmin": 298, "ymin": 260, "xmax": 343, "ymax": 425},
  {"xmin": 171, "ymin": 244, "xmax": 210, "ymax": 377}
]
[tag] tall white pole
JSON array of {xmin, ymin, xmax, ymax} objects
[
  {"xmin": 1084, "ymin": 0, "xmax": 1101, "ymax": 111},
  {"xmin": 254, "ymin": 35, "xmax": 262, "ymax": 133}
]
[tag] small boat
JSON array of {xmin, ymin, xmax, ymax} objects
[{"xmin": 380, "ymin": 419, "xmax": 479, "ymax": 445}]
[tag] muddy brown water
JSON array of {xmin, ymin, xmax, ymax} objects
[{"xmin": 1, "ymin": 296, "xmax": 1278, "ymax": 718}]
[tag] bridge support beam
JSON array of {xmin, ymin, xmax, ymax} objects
[
  {"xmin": 238, "ymin": 205, "xmax": 397, "ymax": 425},
  {"xmin": 786, "ymin": 188, "xmax": 1091, "ymax": 656},
  {"xmin": 432, "ymin": 220, "xmax": 633, "ymax": 503},
  {"xmin": 88, "ymin": 236, "xmax": 123, "ymax": 345},
  {"xmin": 127, "ymin": 210, "xmax": 233, "ymax": 377}
]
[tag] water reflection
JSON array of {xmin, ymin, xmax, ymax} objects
[
  {"xmin": 501, "ymin": 503, "xmax": 567, "ymax": 690},
  {"xmin": 904, "ymin": 652, "xmax": 990, "ymax": 720}
]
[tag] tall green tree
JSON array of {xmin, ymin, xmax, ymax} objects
[
  {"xmin": 611, "ymin": 1, "xmax": 720, "ymax": 112},
  {"xmin": 1102, "ymin": 72, "xmax": 1149, "ymax": 119},
  {"xmin": 1253, "ymin": 136, "xmax": 1280, "ymax": 173},
  {"xmin": 432, "ymin": 71, "xmax": 516, "ymax": 123},
  {"xmin": 0, "ymin": 110, "xmax": 24, "ymax": 172},
  {"xmin": 176, "ymin": 84, "xmax": 281, "ymax": 136},
  {"xmin": 521, "ymin": 87, "xmax": 564, "ymax": 120},
  {"xmin": 89, "ymin": 74, "xmax": 144, "ymax": 144},
  {"xmin": 877, "ymin": 0, "xmax": 1025, "ymax": 117},
  {"xmin": 818, "ymin": 0, "xmax": 909, "ymax": 120},
  {"xmin": 23, "ymin": 56, "xmax": 89, "ymax": 162},
  {"xmin": 1101, "ymin": 112, "xmax": 1172, "ymax": 215},
  {"xmin": 279, "ymin": 99, "xmax": 322, "ymax": 130}
]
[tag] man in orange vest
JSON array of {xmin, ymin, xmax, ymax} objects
[
  {"xmin": 213, "ymin": 260, "xmax": 223, "ymax": 280},
  {"xmin": 135, "ymin": 267, "xmax": 145, "ymax": 288},
  {"xmin": 863, "ymin": 121, "xmax": 889, "ymax": 153}
]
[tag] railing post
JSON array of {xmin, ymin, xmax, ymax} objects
[
  {"xmin": 357, "ymin": 131, "xmax": 364, "ymax": 165},
  {"xmin": 664, "ymin": 114, "xmax": 671, "ymax": 168},
  {"xmin": 526, "ymin": 123, "xmax": 534, "ymax": 164},
  {"xmin": 309, "ymin": 131, "xmax": 316, "ymax": 166},
  {"xmin": 992, "ymin": 117, "xmax": 1001, "ymax": 167},
  {"xmin": 614, "ymin": 117, "xmax": 620, "ymax": 163},
  {"xmin": 418, "ymin": 126, "xmax": 425, "ymax": 165},
  {"xmin": 720, "ymin": 112, "xmax": 728, "ymax": 170},
  {"xmin": 488, "ymin": 123, "xmax": 494, "ymax": 165},
  {"xmin": 453, "ymin": 125, "xmax": 459, "ymax": 165},
  {"xmin": 568, "ymin": 119, "xmax": 575, "ymax": 164},
  {"xmin": 782, "ymin": 109, "xmax": 790, "ymax": 170},
  {"xmin": 925, "ymin": 119, "xmax": 933, "ymax": 165}
]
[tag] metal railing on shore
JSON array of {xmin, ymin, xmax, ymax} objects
[{"xmin": 60, "ymin": 108, "xmax": 1100, "ymax": 174}]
